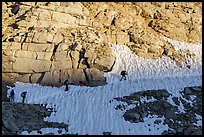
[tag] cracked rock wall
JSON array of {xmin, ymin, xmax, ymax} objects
[{"xmin": 2, "ymin": 2, "xmax": 202, "ymax": 86}]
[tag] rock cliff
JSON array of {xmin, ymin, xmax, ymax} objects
[{"xmin": 2, "ymin": 2, "xmax": 202, "ymax": 86}]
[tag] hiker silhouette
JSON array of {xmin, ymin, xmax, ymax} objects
[
  {"xmin": 64, "ymin": 80, "xmax": 69, "ymax": 91},
  {"xmin": 21, "ymin": 91, "xmax": 27, "ymax": 103},
  {"xmin": 9, "ymin": 89, "xmax": 15, "ymax": 102},
  {"xmin": 120, "ymin": 70, "xmax": 128, "ymax": 81}
]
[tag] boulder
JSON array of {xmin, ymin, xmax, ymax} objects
[
  {"xmin": 15, "ymin": 74, "xmax": 31, "ymax": 83},
  {"xmin": 59, "ymin": 70, "xmax": 70, "ymax": 85},
  {"xmin": 30, "ymin": 73, "xmax": 45, "ymax": 83},
  {"xmin": 85, "ymin": 68, "xmax": 106, "ymax": 86},
  {"xmin": 68, "ymin": 69, "xmax": 87, "ymax": 85},
  {"xmin": 114, "ymin": 13, "xmax": 133, "ymax": 30},
  {"xmin": 85, "ymin": 44, "xmax": 116, "ymax": 72},
  {"xmin": 184, "ymin": 87, "xmax": 193, "ymax": 95},
  {"xmin": 40, "ymin": 71, "xmax": 61, "ymax": 87}
]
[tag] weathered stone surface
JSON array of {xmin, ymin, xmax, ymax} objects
[
  {"xmin": 85, "ymin": 68, "xmax": 104, "ymax": 81},
  {"xmin": 2, "ymin": 73, "xmax": 19, "ymax": 84},
  {"xmin": 184, "ymin": 87, "xmax": 193, "ymax": 95},
  {"xmin": 54, "ymin": 51, "xmax": 69, "ymax": 61},
  {"xmin": 27, "ymin": 43, "xmax": 54, "ymax": 52},
  {"xmin": 172, "ymin": 97, "xmax": 180, "ymax": 106},
  {"xmin": 52, "ymin": 33, "xmax": 64, "ymax": 44},
  {"xmin": 2, "ymin": 42, "xmax": 22, "ymax": 50},
  {"xmin": 15, "ymin": 74, "xmax": 31, "ymax": 83},
  {"xmin": 59, "ymin": 70, "xmax": 69, "ymax": 84},
  {"xmin": 61, "ymin": 2, "xmax": 84, "ymax": 16},
  {"xmin": 115, "ymin": 13, "xmax": 133, "ymax": 30},
  {"xmin": 51, "ymin": 60, "xmax": 72, "ymax": 71},
  {"xmin": 38, "ymin": 9, "xmax": 52, "ymax": 21},
  {"xmin": 40, "ymin": 71, "xmax": 61, "ymax": 86},
  {"xmin": 57, "ymin": 43, "xmax": 71, "ymax": 51},
  {"xmin": 32, "ymin": 32, "xmax": 51, "ymax": 44},
  {"xmin": 13, "ymin": 58, "xmax": 51, "ymax": 73},
  {"xmin": 85, "ymin": 68, "xmax": 106, "ymax": 86},
  {"xmin": 68, "ymin": 69, "xmax": 86, "ymax": 85},
  {"xmin": 36, "ymin": 52, "xmax": 53, "ymax": 60},
  {"xmin": 14, "ymin": 51, "xmax": 37, "ymax": 59},
  {"xmin": 116, "ymin": 31, "xmax": 130, "ymax": 45},
  {"xmin": 52, "ymin": 12, "xmax": 77, "ymax": 25},
  {"xmin": 3, "ymin": 118, "xmax": 19, "ymax": 134},
  {"xmin": 70, "ymin": 51, "xmax": 80, "ymax": 69},
  {"xmin": 124, "ymin": 111, "xmax": 139, "ymax": 122},
  {"xmin": 85, "ymin": 44, "xmax": 115, "ymax": 71},
  {"xmin": 29, "ymin": 73, "xmax": 44, "ymax": 83}
]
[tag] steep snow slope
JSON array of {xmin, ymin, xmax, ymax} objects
[{"xmin": 8, "ymin": 38, "xmax": 202, "ymax": 135}]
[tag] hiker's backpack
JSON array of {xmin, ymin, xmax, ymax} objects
[
  {"xmin": 121, "ymin": 71, "xmax": 127, "ymax": 76},
  {"xmin": 21, "ymin": 92, "xmax": 26, "ymax": 97},
  {"xmin": 64, "ymin": 80, "xmax": 69, "ymax": 85}
]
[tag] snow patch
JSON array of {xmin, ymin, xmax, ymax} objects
[{"xmin": 8, "ymin": 37, "xmax": 201, "ymax": 135}]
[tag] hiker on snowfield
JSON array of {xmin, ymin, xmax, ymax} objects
[
  {"xmin": 21, "ymin": 91, "xmax": 27, "ymax": 103},
  {"xmin": 120, "ymin": 70, "xmax": 128, "ymax": 81},
  {"xmin": 9, "ymin": 89, "xmax": 15, "ymax": 102},
  {"xmin": 64, "ymin": 79, "xmax": 69, "ymax": 92}
]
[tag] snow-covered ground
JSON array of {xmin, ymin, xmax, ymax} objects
[{"xmin": 8, "ymin": 37, "xmax": 202, "ymax": 135}]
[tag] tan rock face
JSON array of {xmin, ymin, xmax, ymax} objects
[
  {"xmin": 84, "ymin": 68, "xmax": 107, "ymax": 86},
  {"xmin": 13, "ymin": 58, "xmax": 51, "ymax": 73},
  {"xmin": 85, "ymin": 44, "xmax": 116, "ymax": 71},
  {"xmin": 2, "ymin": 2, "xmax": 201, "ymax": 87}
]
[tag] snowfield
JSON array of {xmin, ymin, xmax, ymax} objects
[{"xmin": 8, "ymin": 37, "xmax": 202, "ymax": 135}]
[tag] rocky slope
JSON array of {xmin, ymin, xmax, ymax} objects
[
  {"xmin": 2, "ymin": 82, "xmax": 68, "ymax": 135},
  {"xmin": 2, "ymin": 102, "xmax": 69, "ymax": 135},
  {"xmin": 114, "ymin": 86, "xmax": 202, "ymax": 135},
  {"xmin": 2, "ymin": 2, "xmax": 202, "ymax": 86}
]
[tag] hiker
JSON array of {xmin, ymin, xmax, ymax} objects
[
  {"xmin": 9, "ymin": 89, "xmax": 15, "ymax": 102},
  {"xmin": 21, "ymin": 91, "xmax": 27, "ymax": 103},
  {"xmin": 64, "ymin": 80, "xmax": 69, "ymax": 91},
  {"xmin": 120, "ymin": 70, "xmax": 128, "ymax": 81}
]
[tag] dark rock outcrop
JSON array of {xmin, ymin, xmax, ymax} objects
[{"xmin": 2, "ymin": 102, "xmax": 68, "ymax": 135}]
